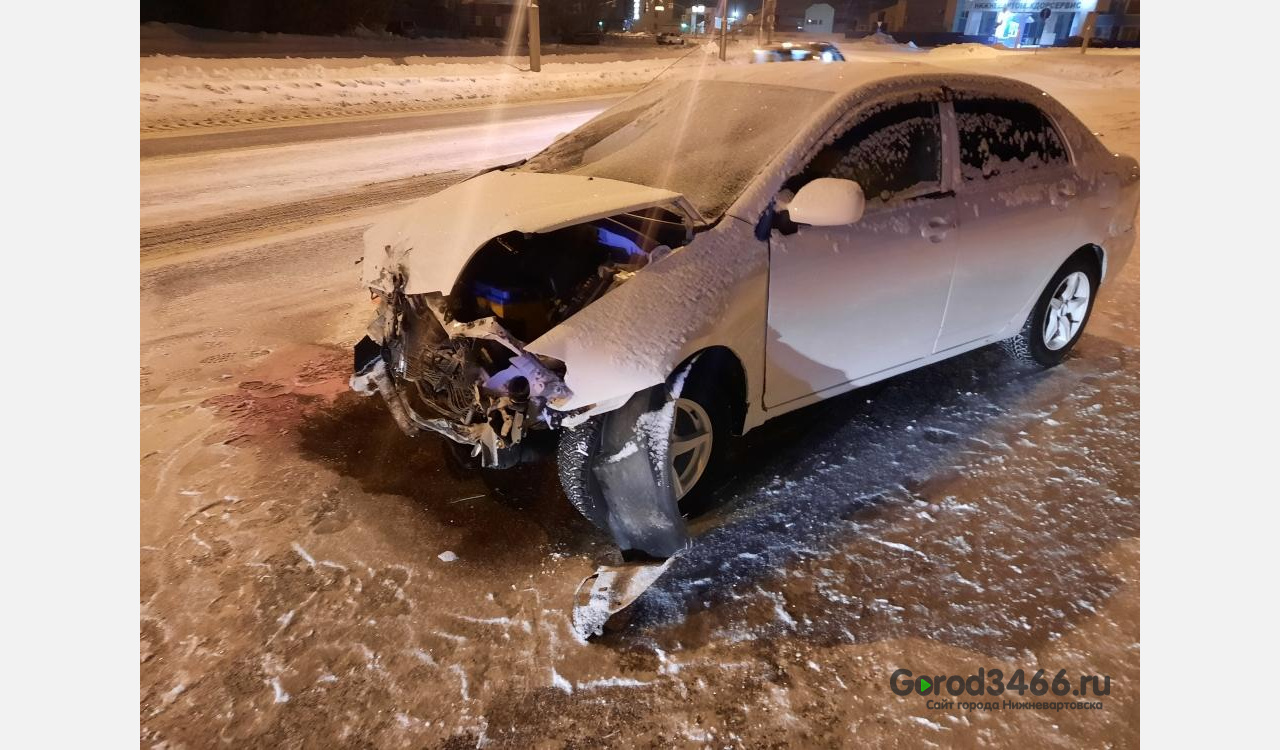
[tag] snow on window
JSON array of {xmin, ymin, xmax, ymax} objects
[
  {"xmin": 955, "ymin": 98, "xmax": 1067, "ymax": 181},
  {"xmin": 787, "ymin": 100, "xmax": 941, "ymax": 204},
  {"xmin": 519, "ymin": 80, "xmax": 833, "ymax": 218}
]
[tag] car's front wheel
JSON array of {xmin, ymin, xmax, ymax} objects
[
  {"xmin": 557, "ymin": 357, "xmax": 732, "ymax": 539},
  {"xmin": 1001, "ymin": 253, "xmax": 1100, "ymax": 367}
]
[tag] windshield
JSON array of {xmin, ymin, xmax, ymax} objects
[{"xmin": 519, "ymin": 79, "xmax": 833, "ymax": 219}]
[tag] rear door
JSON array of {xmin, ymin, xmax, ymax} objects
[
  {"xmin": 934, "ymin": 94, "xmax": 1083, "ymax": 352},
  {"xmin": 764, "ymin": 96, "xmax": 959, "ymax": 408}
]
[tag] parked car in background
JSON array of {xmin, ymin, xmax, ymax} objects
[
  {"xmin": 753, "ymin": 41, "xmax": 845, "ymax": 63},
  {"xmin": 351, "ymin": 64, "xmax": 1139, "ymax": 564},
  {"xmin": 657, "ymin": 32, "xmax": 687, "ymax": 45}
]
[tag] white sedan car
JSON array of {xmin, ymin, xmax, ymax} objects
[{"xmin": 352, "ymin": 63, "xmax": 1139, "ymax": 563}]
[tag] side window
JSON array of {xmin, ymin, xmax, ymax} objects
[
  {"xmin": 789, "ymin": 100, "xmax": 942, "ymax": 205},
  {"xmin": 954, "ymin": 98, "xmax": 1068, "ymax": 181}
]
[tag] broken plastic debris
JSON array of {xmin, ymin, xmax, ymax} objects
[
  {"xmin": 571, "ymin": 556, "xmax": 678, "ymax": 640},
  {"xmin": 438, "ymin": 551, "xmax": 458, "ymax": 562}
]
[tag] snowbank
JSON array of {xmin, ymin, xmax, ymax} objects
[
  {"xmin": 863, "ymin": 31, "xmax": 900, "ymax": 45},
  {"xmin": 925, "ymin": 43, "xmax": 1005, "ymax": 60}
]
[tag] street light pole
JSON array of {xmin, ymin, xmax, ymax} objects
[
  {"xmin": 1080, "ymin": 10, "xmax": 1097, "ymax": 55},
  {"xmin": 718, "ymin": 0, "xmax": 728, "ymax": 60},
  {"xmin": 528, "ymin": 1, "xmax": 542, "ymax": 72}
]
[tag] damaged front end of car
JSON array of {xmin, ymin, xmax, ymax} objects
[
  {"xmin": 350, "ymin": 287, "xmax": 576, "ymax": 468},
  {"xmin": 350, "ymin": 190, "xmax": 697, "ymax": 469}
]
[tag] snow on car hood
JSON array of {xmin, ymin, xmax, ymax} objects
[{"xmin": 361, "ymin": 170, "xmax": 686, "ymax": 295}]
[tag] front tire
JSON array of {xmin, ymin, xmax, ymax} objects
[
  {"xmin": 1001, "ymin": 253, "xmax": 1100, "ymax": 367},
  {"xmin": 557, "ymin": 358, "xmax": 732, "ymax": 530},
  {"xmin": 669, "ymin": 360, "xmax": 732, "ymax": 514}
]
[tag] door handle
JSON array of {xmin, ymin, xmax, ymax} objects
[{"xmin": 921, "ymin": 217, "xmax": 955, "ymax": 243}]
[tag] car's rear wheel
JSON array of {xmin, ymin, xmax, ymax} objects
[{"xmin": 1001, "ymin": 253, "xmax": 1100, "ymax": 367}]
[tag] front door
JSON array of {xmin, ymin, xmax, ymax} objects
[{"xmin": 765, "ymin": 98, "xmax": 959, "ymax": 409}]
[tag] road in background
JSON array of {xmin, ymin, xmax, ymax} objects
[
  {"xmin": 140, "ymin": 94, "xmax": 627, "ymax": 158},
  {"xmin": 141, "ymin": 95, "xmax": 619, "ymax": 258}
]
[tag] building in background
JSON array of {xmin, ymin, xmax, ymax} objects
[
  {"xmin": 867, "ymin": 1, "xmax": 907, "ymax": 32},
  {"xmin": 460, "ymin": 0, "xmax": 616, "ymax": 38},
  {"xmin": 865, "ymin": 0, "xmax": 1137, "ymax": 47},
  {"xmin": 866, "ymin": 0, "xmax": 944, "ymax": 34},
  {"xmin": 953, "ymin": 1, "xmax": 1097, "ymax": 46},
  {"xmin": 638, "ymin": 0, "xmax": 682, "ymax": 32},
  {"xmin": 460, "ymin": 0, "xmax": 516, "ymax": 37},
  {"xmin": 803, "ymin": 3, "xmax": 836, "ymax": 33},
  {"xmin": 387, "ymin": 1, "xmax": 465, "ymax": 36},
  {"xmin": 1093, "ymin": 0, "xmax": 1140, "ymax": 41}
]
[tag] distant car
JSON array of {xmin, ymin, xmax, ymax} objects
[
  {"xmin": 562, "ymin": 30, "xmax": 602, "ymax": 45},
  {"xmin": 657, "ymin": 32, "xmax": 687, "ymax": 45},
  {"xmin": 352, "ymin": 64, "xmax": 1139, "ymax": 563},
  {"xmin": 753, "ymin": 41, "xmax": 845, "ymax": 63}
]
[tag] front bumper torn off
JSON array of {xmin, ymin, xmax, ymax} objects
[{"xmin": 349, "ymin": 293, "xmax": 575, "ymax": 467}]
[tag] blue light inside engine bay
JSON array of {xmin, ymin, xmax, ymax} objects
[{"xmin": 597, "ymin": 227, "xmax": 642, "ymax": 259}]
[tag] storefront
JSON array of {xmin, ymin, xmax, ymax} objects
[{"xmin": 952, "ymin": 0, "xmax": 1098, "ymax": 47}]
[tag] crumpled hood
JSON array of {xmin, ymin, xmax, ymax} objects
[{"xmin": 362, "ymin": 170, "xmax": 685, "ymax": 295}]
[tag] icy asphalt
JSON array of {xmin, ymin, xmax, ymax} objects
[{"xmin": 141, "ymin": 47, "xmax": 1140, "ymax": 747}]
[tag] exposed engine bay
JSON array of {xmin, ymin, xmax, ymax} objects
[{"xmin": 351, "ymin": 205, "xmax": 691, "ymax": 468}]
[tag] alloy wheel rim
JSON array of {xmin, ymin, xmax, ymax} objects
[
  {"xmin": 669, "ymin": 398, "xmax": 713, "ymax": 502},
  {"xmin": 1043, "ymin": 271, "xmax": 1091, "ymax": 351}
]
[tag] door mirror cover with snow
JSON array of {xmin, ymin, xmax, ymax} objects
[{"xmin": 786, "ymin": 178, "xmax": 866, "ymax": 227}]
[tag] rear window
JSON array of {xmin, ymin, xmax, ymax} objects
[{"xmin": 954, "ymin": 97, "xmax": 1068, "ymax": 180}]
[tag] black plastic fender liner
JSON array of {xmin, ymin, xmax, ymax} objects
[
  {"xmin": 353, "ymin": 335, "xmax": 383, "ymax": 375},
  {"xmin": 590, "ymin": 382, "xmax": 691, "ymax": 561}
]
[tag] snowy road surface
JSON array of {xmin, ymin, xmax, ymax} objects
[
  {"xmin": 141, "ymin": 45, "xmax": 1140, "ymax": 747},
  {"xmin": 140, "ymin": 94, "xmax": 628, "ymax": 158},
  {"xmin": 141, "ymin": 96, "xmax": 615, "ymax": 231}
]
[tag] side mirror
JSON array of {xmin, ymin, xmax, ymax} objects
[{"xmin": 785, "ymin": 178, "xmax": 865, "ymax": 227}]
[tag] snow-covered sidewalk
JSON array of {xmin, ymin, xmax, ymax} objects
[
  {"xmin": 141, "ymin": 22, "xmax": 700, "ymax": 133},
  {"xmin": 141, "ymin": 55, "xmax": 695, "ymax": 132}
]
